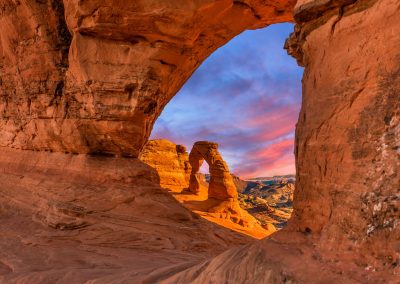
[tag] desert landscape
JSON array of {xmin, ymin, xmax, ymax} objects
[
  {"xmin": 140, "ymin": 139, "xmax": 294, "ymax": 239},
  {"xmin": 0, "ymin": 0, "xmax": 399, "ymax": 283}
]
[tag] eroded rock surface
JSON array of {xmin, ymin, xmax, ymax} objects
[
  {"xmin": 0, "ymin": 148, "xmax": 252, "ymax": 283},
  {"xmin": 139, "ymin": 139, "xmax": 191, "ymax": 192},
  {"xmin": 188, "ymin": 141, "xmax": 246, "ymax": 223},
  {"xmin": 287, "ymin": 0, "xmax": 399, "ymax": 271},
  {"xmin": 0, "ymin": 0, "xmax": 399, "ymax": 283},
  {"xmin": 0, "ymin": 0, "xmax": 295, "ymax": 157}
]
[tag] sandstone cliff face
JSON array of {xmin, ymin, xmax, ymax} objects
[
  {"xmin": 167, "ymin": 0, "xmax": 399, "ymax": 282},
  {"xmin": 139, "ymin": 139, "xmax": 191, "ymax": 192},
  {"xmin": 0, "ymin": 0, "xmax": 295, "ymax": 157},
  {"xmin": 287, "ymin": 0, "xmax": 400, "ymax": 269}
]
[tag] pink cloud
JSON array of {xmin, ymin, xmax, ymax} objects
[{"xmin": 233, "ymin": 139, "xmax": 295, "ymax": 178}]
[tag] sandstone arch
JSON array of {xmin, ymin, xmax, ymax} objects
[
  {"xmin": 0, "ymin": 0, "xmax": 398, "ymax": 282},
  {"xmin": 188, "ymin": 141, "xmax": 237, "ymax": 201},
  {"xmin": 188, "ymin": 141, "xmax": 248, "ymax": 225},
  {"xmin": 0, "ymin": 0, "xmax": 295, "ymax": 156}
]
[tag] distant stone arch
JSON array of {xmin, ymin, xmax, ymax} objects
[{"xmin": 188, "ymin": 141, "xmax": 237, "ymax": 201}]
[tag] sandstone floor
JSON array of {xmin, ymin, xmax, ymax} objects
[{"xmin": 0, "ymin": 148, "xmax": 255, "ymax": 283}]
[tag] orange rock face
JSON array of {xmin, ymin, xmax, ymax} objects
[
  {"xmin": 287, "ymin": 0, "xmax": 399, "ymax": 267},
  {"xmin": 139, "ymin": 139, "xmax": 191, "ymax": 192},
  {"xmin": 141, "ymin": 140, "xmax": 261, "ymax": 230},
  {"xmin": 0, "ymin": 0, "xmax": 295, "ymax": 157},
  {"xmin": 167, "ymin": 0, "xmax": 400, "ymax": 282},
  {"xmin": 0, "ymin": 148, "xmax": 254, "ymax": 283},
  {"xmin": 188, "ymin": 141, "xmax": 253, "ymax": 226}
]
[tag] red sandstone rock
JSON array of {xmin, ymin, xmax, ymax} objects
[
  {"xmin": 139, "ymin": 139, "xmax": 191, "ymax": 192},
  {"xmin": 188, "ymin": 141, "xmax": 246, "ymax": 223},
  {"xmin": 0, "ymin": 0, "xmax": 399, "ymax": 283},
  {"xmin": 0, "ymin": 0, "xmax": 295, "ymax": 156},
  {"xmin": 0, "ymin": 148, "xmax": 252, "ymax": 283},
  {"xmin": 141, "ymin": 139, "xmax": 261, "ymax": 230}
]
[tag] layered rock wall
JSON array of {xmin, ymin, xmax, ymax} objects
[{"xmin": 0, "ymin": 0, "xmax": 295, "ymax": 157}]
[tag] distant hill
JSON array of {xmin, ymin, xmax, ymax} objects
[{"xmin": 246, "ymin": 174, "xmax": 296, "ymax": 181}]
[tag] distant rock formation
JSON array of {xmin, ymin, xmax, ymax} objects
[
  {"xmin": 139, "ymin": 139, "xmax": 264, "ymax": 233},
  {"xmin": 189, "ymin": 141, "xmax": 237, "ymax": 200},
  {"xmin": 231, "ymin": 174, "xmax": 249, "ymax": 193},
  {"xmin": 188, "ymin": 141, "xmax": 247, "ymax": 224},
  {"xmin": 239, "ymin": 178, "xmax": 295, "ymax": 229},
  {"xmin": 139, "ymin": 139, "xmax": 191, "ymax": 192}
]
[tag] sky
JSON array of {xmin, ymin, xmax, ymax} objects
[{"xmin": 150, "ymin": 23, "xmax": 303, "ymax": 179}]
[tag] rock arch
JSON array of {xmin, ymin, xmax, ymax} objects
[
  {"xmin": 0, "ymin": 0, "xmax": 295, "ymax": 157},
  {"xmin": 188, "ymin": 141, "xmax": 237, "ymax": 201},
  {"xmin": 0, "ymin": 0, "xmax": 398, "ymax": 282},
  {"xmin": 188, "ymin": 141, "xmax": 248, "ymax": 225}
]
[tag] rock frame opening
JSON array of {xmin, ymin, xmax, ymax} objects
[{"xmin": 0, "ymin": 0, "xmax": 398, "ymax": 282}]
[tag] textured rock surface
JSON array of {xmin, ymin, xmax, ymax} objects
[
  {"xmin": 139, "ymin": 139, "xmax": 191, "ymax": 192},
  {"xmin": 0, "ymin": 0, "xmax": 399, "ymax": 283},
  {"xmin": 168, "ymin": 0, "xmax": 399, "ymax": 282},
  {"xmin": 0, "ymin": 0, "xmax": 295, "ymax": 157},
  {"xmin": 239, "ymin": 179, "xmax": 294, "ymax": 229},
  {"xmin": 287, "ymin": 0, "xmax": 399, "ymax": 270},
  {"xmin": 188, "ymin": 141, "xmax": 246, "ymax": 224},
  {"xmin": 0, "ymin": 148, "xmax": 252, "ymax": 283}
]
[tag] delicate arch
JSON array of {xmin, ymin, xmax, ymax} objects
[{"xmin": 188, "ymin": 141, "xmax": 238, "ymax": 201}]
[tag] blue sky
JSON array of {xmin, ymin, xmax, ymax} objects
[{"xmin": 151, "ymin": 23, "xmax": 303, "ymax": 178}]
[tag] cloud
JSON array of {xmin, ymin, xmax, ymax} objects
[{"xmin": 233, "ymin": 139, "xmax": 295, "ymax": 178}]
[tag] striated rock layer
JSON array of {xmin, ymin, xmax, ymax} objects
[
  {"xmin": 0, "ymin": 0, "xmax": 295, "ymax": 157},
  {"xmin": 0, "ymin": 148, "xmax": 252, "ymax": 283}
]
